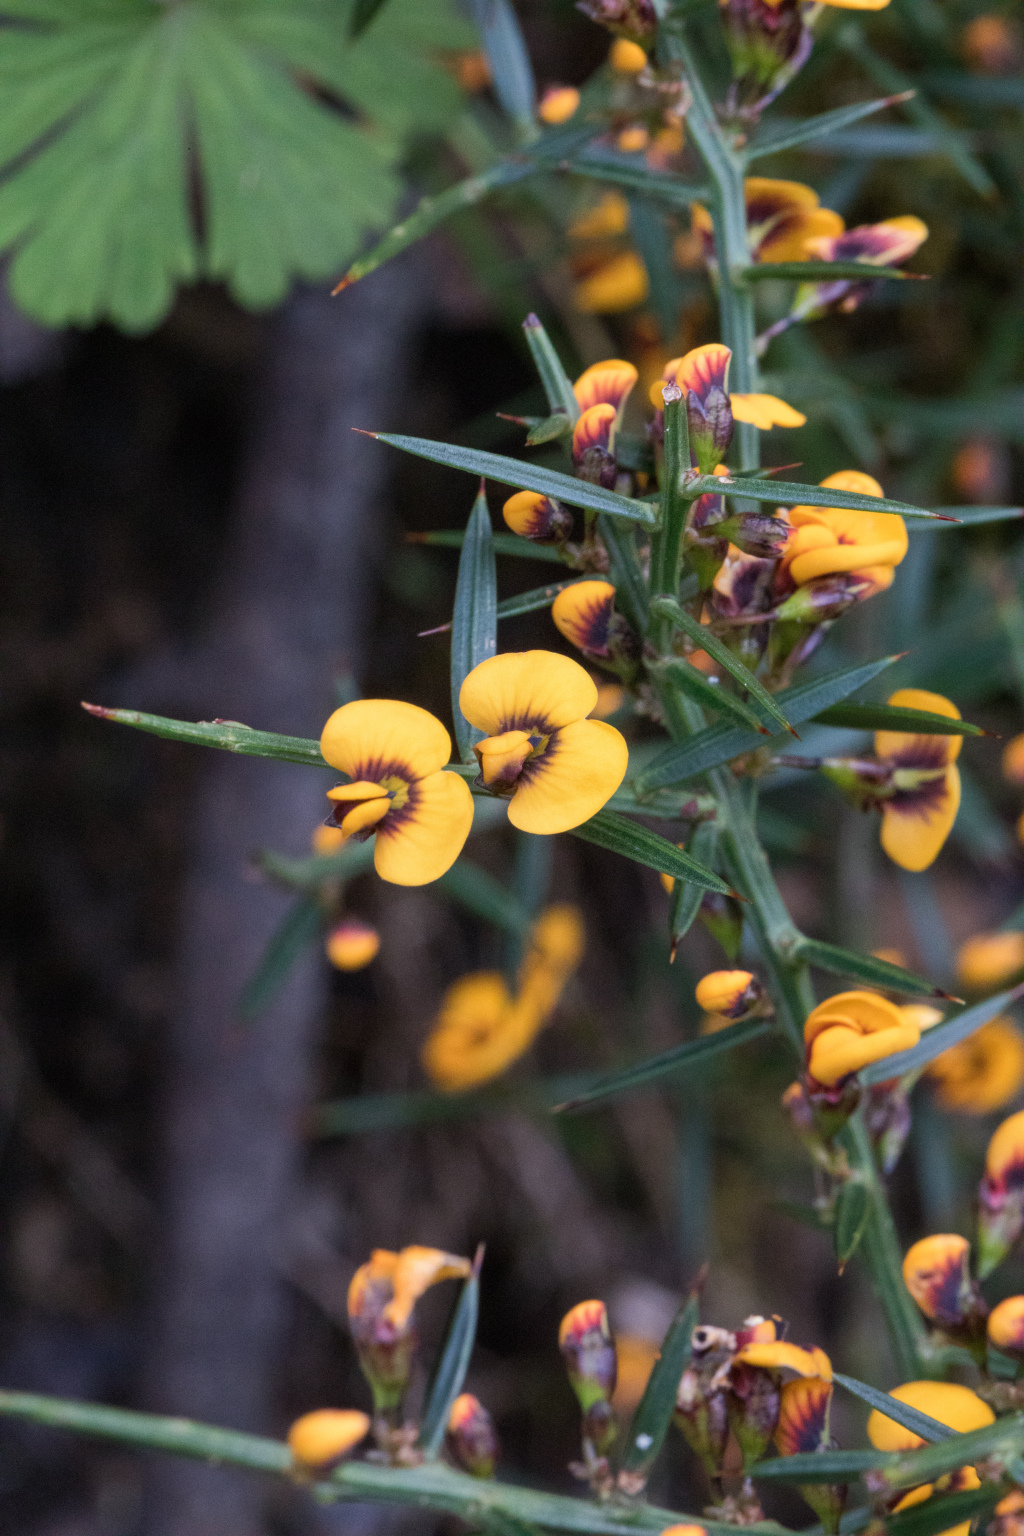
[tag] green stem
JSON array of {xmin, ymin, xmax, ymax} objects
[
  {"xmin": 840, "ymin": 1116, "xmax": 931, "ymax": 1380},
  {"xmin": 649, "ymin": 391, "xmax": 693, "ymax": 651}
]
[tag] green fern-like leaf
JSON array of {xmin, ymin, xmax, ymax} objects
[{"xmin": 0, "ymin": 0, "xmax": 472, "ymax": 331}]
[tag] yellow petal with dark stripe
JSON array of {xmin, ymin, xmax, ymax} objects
[
  {"xmin": 876, "ymin": 688, "xmax": 962, "ymax": 766},
  {"xmin": 321, "ymin": 699, "xmax": 453, "ymax": 780},
  {"xmin": 551, "ymin": 580, "xmax": 616, "ymax": 655},
  {"xmin": 460, "ymin": 651, "xmax": 598, "ymax": 736},
  {"xmin": 880, "ymin": 765, "xmax": 960, "ymax": 872},
  {"xmin": 373, "ymin": 769, "xmax": 474, "ymax": 885},
  {"xmin": 573, "ymin": 359, "xmax": 638, "ymax": 413},
  {"xmin": 506, "ymin": 718, "xmax": 628, "ymax": 833}
]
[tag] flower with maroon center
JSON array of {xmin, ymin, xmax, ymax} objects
[
  {"xmin": 987, "ymin": 1295, "xmax": 1024, "ymax": 1358},
  {"xmin": 979, "ymin": 1108, "xmax": 1024, "ymax": 1277},
  {"xmin": 902, "ymin": 1234, "xmax": 987, "ymax": 1332},
  {"xmin": 572, "ymin": 402, "xmax": 619, "ymax": 486},
  {"xmin": 502, "ymin": 490, "xmax": 573, "ymax": 545},
  {"xmin": 552, "ymin": 580, "xmax": 617, "ymax": 659},
  {"xmin": 774, "ymin": 1375, "xmax": 845, "ymax": 1534},
  {"xmin": 460, "ymin": 651, "xmax": 629, "ymax": 833},
  {"xmin": 691, "ymin": 179, "xmax": 844, "ymax": 266},
  {"xmin": 320, "ymin": 699, "xmax": 474, "ymax": 886}
]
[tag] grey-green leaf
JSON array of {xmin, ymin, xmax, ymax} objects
[
  {"xmin": 569, "ymin": 809, "xmax": 733, "ymax": 894},
  {"xmin": 451, "ymin": 481, "xmax": 497, "ymax": 761},
  {"xmin": 834, "ymin": 1180, "xmax": 871, "ymax": 1268},
  {"xmin": 688, "ymin": 474, "xmax": 949, "ymax": 522},
  {"xmin": 419, "ymin": 1254, "xmax": 482, "ymax": 1456},
  {"xmin": 812, "ymin": 703, "xmax": 984, "ymax": 737},
  {"xmin": 620, "ymin": 1291, "xmax": 699, "ymax": 1478},
  {"xmin": 831, "ymin": 1373, "xmax": 953, "ymax": 1442},
  {"xmin": 795, "ymin": 937, "xmax": 948, "ymax": 1000},
  {"xmin": 554, "ymin": 1018, "xmax": 773, "ymax": 1112}
]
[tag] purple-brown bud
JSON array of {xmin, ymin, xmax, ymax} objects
[{"xmin": 446, "ymin": 1393, "xmax": 498, "ymax": 1478}]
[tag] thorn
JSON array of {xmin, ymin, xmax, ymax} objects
[
  {"xmin": 669, "ymin": 940, "xmax": 678, "ymax": 964},
  {"xmin": 523, "ymin": 313, "xmax": 540, "ymax": 330},
  {"xmin": 731, "ymin": 889, "xmax": 751, "ymax": 903},
  {"xmin": 935, "ymin": 989, "xmax": 965, "ymax": 1004},
  {"xmin": 417, "ymin": 622, "xmax": 453, "ymax": 637},
  {"xmin": 933, "ymin": 511, "xmax": 961, "ymax": 523},
  {"xmin": 351, "ymin": 428, "xmax": 378, "ymax": 438},
  {"xmin": 472, "ymin": 1241, "xmax": 486, "ymax": 1277},
  {"xmin": 688, "ymin": 1261, "xmax": 710, "ymax": 1297},
  {"xmin": 497, "ymin": 412, "xmax": 532, "ymax": 426},
  {"xmin": 331, "ymin": 274, "xmax": 356, "ymax": 294},
  {"xmin": 81, "ymin": 701, "xmax": 112, "ymax": 717},
  {"xmin": 887, "ymin": 90, "xmax": 916, "ymax": 105}
]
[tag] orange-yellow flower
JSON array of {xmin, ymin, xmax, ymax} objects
[
  {"xmin": 927, "ymin": 1018, "xmax": 1024, "ymax": 1114},
  {"xmin": 610, "ymin": 1334, "xmax": 659, "ymax": 1412},
  {"xmin": 312, "ymin": 823, "xmax": 347, "ymax": 855},
  {"xmin": 902, "ymin": 1234, "xmax": 977, "ymax": 1326},
  {"xmin": 573, "ymin": 358, "xmax": 638, "ymax": 416},
  {"xmin": 962, "ymin": 14, "xmax": 1022, "ymax": 72},
  {"xmin": 692, "ymin": 179, "xmax": 844, "ymax": 265},
  {"xmin": 781, "ymin": 472, "xmax": 908, "ymax": 592},
  {"xmin": 957, "ymin": 931, "xmax": 1024, "ymax": 991},
  {"xmin": 552, "ymin": 580, "xmax": 617, "ymax": 659},
  {"xmin": 694, "ymin": 970, "xmax": 760, "ymax": 1020},
  {"xmin": 347, "ymin": 1246, "xmax": 471, "ymax": 1409},
  {"xmin": 422, "ymin": 904, "xmax": 584, "ymax": 1091},
  {"xmin": 288, "ymin": 1408, "xmax": 370, "ymax": 1470},
  {"xmin": 320, "ymin": 700, "xmax": 474, "ymax": 886},
  {"xmin": 866, "ymin": 1380, "xmax": 993, "ymax": 1451},
  {"xmin": 502, "ymin": 491, "xmax": 573, "ymax": 544},
  {"xmin": 987, "ymin": 1294, "xmax": 1024, "ymax": 1356},
  {"xmin": 617, "ymin": 124, "xmax": 649, "ymax": 152},
  {"xmin": 609, "ymin": 37, "xmax": 648, "ymax": 70},
  {"xmin": 325, "ymin": 919, "xmax": 380, "ymax": 971},
  {"xmin": 568, "ymin": 192, "xmax": 630, "ymax": 242},
  {"xmin": 774, "ymin": 1374, "xmax": 833, "ymax": 1456},
  {"xmin": 461, "ymin": 651, "xmax": 628, "ymax": 833},
  {"xmin": 801, "ymin": 217, "xmax": 929, "ymax": 316},
  {"xmin": 1003, "ymin": 734, "xmax": 1024, "ymax": 785},
  {"xmin": 733, "ymin": 1340, "xmax": 832, "ymax": 1381},
  {"xmin": 804, "ymin": 990, "xmax": 920, "ymax": 1088},
  {"xmin": 593, "ymin": 682, "xmax": 625, "ymax": 718},
  {"xmin": 875, "ymin": 689, "xmax": 962, "ymax": 872},
  {"xmin": 730, "ymin": 394, "xmax": 807, "ymax": 430},
  {"xmin": 539, "ymin": 85, "xmax": 580, "ymax": 124},
  {"xmin": 574, "ymin": 250, "xmax": 650, "ymax": 313}
]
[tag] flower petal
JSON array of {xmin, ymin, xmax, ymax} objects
[
  {"xmin": 734, "ymin": 1341, "xmax": 832, "ymax": 1381},
  {"xmin": 880, "ymin": 764, "xmax": 960, "ymax": 871},
  {"xmin": 902, "ymin": 1234, "xmax": 973, "ymax": 1325},
  {"xmin": 385, "ymin": 1246, "xmax": 473, "ymax": 1329},
  {"xmin": 730, "ymin": 393, "xmax": 807, "ymax": 429},
  {"xmin": 574, "ymin": 251, "xmax": 649, "ymax": 313},
  {"xmin": 373, "ymin": 769, "xmax": 474, "ymax": 886},
  {"xmin": 422, "ymin": 973, "xmax": 541, "ymax": 1091},
  {"xmin": 460, "ymin": 651, "xmax": 598, "ymax": 735},
  {"xmin": 321, "ymin": 699, "xmax": 452, "ymax": 780},
  {"xmin": 867, "ymin": 1382, "xmax": 993, "ymax": 1451},
  {"xmin": 574, "ymin": 359, "xmax": 638, "ymax": 414},
  {"xmin": 758, "ymin": 207, "xmax": 845, "ymax": 262},
  {"xmin": 986, "ymin": 1108, "xmax": 1024, "ymax": 1191},
  {"xmin": 876, "ymin": 688, "xmax": 962, "ymax": 765},
  {"xmin": 988, "ymin": 1294, "xmax": 1024, "ymax": 1355},
  {"xmin": 670, "ymin": 343, "xmax": 731, "ymax": 406},
  {"xmin": 339, "ymin": 798, "xmax": 391, "ymax": 837},
  {"xmin": 572, "ymin": 402, "xmax": 616, "ymax": 460},
  {"xmin": 507, "ymin": 718, "xmax": 628, "ymax": 833},
  {"xmin": 775, "ymin": 1376, "xmax": 833, "ymax": 1456},
  {"xmin": 804, "ymin": 989, "xmax": 908, "ymax": 1047},
  {"xmin": 928, "ymin": 1018, "xmax": 1024, "ymax": 1114},
  {"xmin": 808, "ymin": 1021, "xmax": 921, "ymax": 1085},
  {"xmin": 551, "ymin": 580, "xmax": 616, "ymax": 656}
]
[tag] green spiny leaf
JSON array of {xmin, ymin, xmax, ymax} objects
[
  {"xmin": 812, "ymin": 703, "xmax": 984, "ymax": 736},
  {"xmin": 620, "ymin": 1291, "xmax": 700, "ymax": 1478},
  {"xmin": 554, "ymin": 1018, "xmax": 773, "ymax": 1112},
  {"xmin": 570, "ymin": 809, "xmax": 733, "ymax": 894},
  {"xmin": 795, "ymin": 937, "xmax": 951, "ymax": 1000},
  {"xmin": 419, "ymin": 1252, "xmax": 482, "ymax": 1457},
  {"xmin": 451, "ymin": 482, "xmax": 497, "ymax": 761}
]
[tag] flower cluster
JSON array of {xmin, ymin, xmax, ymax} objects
[{"xmin": 421, "ymin": 904, "xmax": 585, "ymax": 1091}]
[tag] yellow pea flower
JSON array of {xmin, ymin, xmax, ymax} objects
[
  {"xmin": 574, "ymin": 250, "xmax": 650, "ymax": 313},
  {"xmin": 866, "ymin": 1380, "xmax": 993, "ymax": 1451},
  {"xmin": 446, "ymin": 1393, "xmax": 498, "ymax": 1477},
  {"xmin": 347, "ymin": 1246, "xmax": 471, "ymax": 1410},
  {"xmin": 568, "ymin": 192, "xmax": 630, "ymax": 242},
  {"xmin": 691, "ymin": 179, "xmax": 844, "ymax": 266},
  {"xmin": 616, "ymin": 124, "xmax": 649, "ymax": 152},
  {"xmin": 460, "ymin": 651, "xmax": 628, "ymax": 833},
  {"xmin": 774, "ymin": 1375, "xmax": 833, "ymax": 1455},
  {"xmin": 733, "ymin": 1340, "xmax": 832, "ymax": 1381},
  {"xmin": 804, "ymin": 990, "xmax": 920, "ymax": 1087},
  {"xmin": 502, "ymin": 490, "xmax": 573, "ymax": 544},
  {"xmin": 988, "ymin": 1294, "xmax": 1024, "ymax": 1356},
  {"xmin": 609, "ymin": 38, "xmax": 648, "ymax": 70},
  {"xmin": 421, "ymin": 973, "xmax": 542, "ymax": 1092},
  {"xmin": 325, "ymin": 919, "xmax": 380, "ymax": 971},
  {"xmin": 312, "ymin": 823, "xmax": 347, "ymax": 855},
  {"xmin": 288, "ymin": 1408, "xmax": 370, "ymax": 1471},
  {"xmin": 901, "ymin": 1234, "xmax": 977, "ymax": 1326},
  {"xmin": 320, "ymin": 700, "xmax": 474, "ymax": 886},
  {"xmin": 957, "ymin": 931, "xmax": 1024, "ymax": 991},
  {"xmin": 730, "ymin": 393, "xmax": 807, "ymax": 429},
  {"xmin": 573, "ymin": 358, "xmax": 639, "ymax": 416},
  {"xmin": 552, "ymin": 580, "xmax": 618, "ymax": 659},
  {"xmin": 538, "ymin": 85, "xmax": 580, "ymax": 124},
  {"xmin": 694, "ymin": 970, "xmax": 761, "ymax": 1020},
  {"xmin": 782, "ymin": 472, "xmax": 908, "ymax": 589},
  {"xmin": 875, "ymin": 689, "xmax": 962, "ymax": 872},
  {"xmin": 927, "ymin": 1018, "xmax": 1024, "ymax": 1114}
]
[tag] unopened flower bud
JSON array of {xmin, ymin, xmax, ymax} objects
[
  {"xmin": 987, "ymin": 1295, "xmax": 1024, "ymax": 1357},
  {"xmin": 288, "ymin": 1409, "xmax": 370, "ymax": 1472},
  {"xmin": 326, "ymin": 919, "xmax": 380, "ymax": 971},
  {"xmin": 727, "ymin": 1359, "xmax": 780, "ymax": 1467},
  {"xmin": 539, "ymin": 86, "xmax": 580, "ymax": 124},
  {"xmin": 719, "ymin": 512, "xmax": 791, "ymax": 559},
  {"xmin": 559, "ymin": 1300, "xmax": 617, "ymax": 1411},
  {"xmin": 979, "ymin": 1110, "xmax": 1024, "ymax": 1277},
  {"xmin": 503, "ymin": 490, "xmax": 573, "ymax": 545},
  {"xmin": 721, "ymin": 0, "xmax": 812, "ymax": 111},
  {"xmin": 446, "ymin": 1393, "xmax": 498, "ymax": 1477},
  {"xmin": 573, "ymin": 404, "xmax": 619, "ymax": 487},
  {"xmin": 902, "ymin": 1234, "xmax": 987, "ymax": 1334},
  {"xmin": 694, "ymin": 970, "xmax": 763, "ymax": 1021},
  {"xmin": 347, "ymin": 1247, "xmax": 471, "ymax": 1412}
]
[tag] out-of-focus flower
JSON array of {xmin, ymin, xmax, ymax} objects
[
  {"xmin": 321, "ymin": 700, "xmax": 474, "ymax": 886},
  {"xmin": 692, "ymin": 179, "xmax": 843, "ymax": 266},
  {"xmin": 961, "ymin": 14, "xmax": 1022, "ymax": 74},
  {"xmin": 569, "ymin": 192, "xmax": 630, "ymax": 241},
  {"xmin": 347, "ymin": 1247, "xmax": 471, "ymax": 1411},
  {"xmin": 730, "ymin": 393, "xmax": 806, "ymax": 430},
  {"xmin": 453, "ymin": 51, "xmax": 491, "ymax": 92},
  {"xmin": 312, "ymin": 823, "xmax": 347, "ymax": 855},
  {"xmin": 560, "ymin": 1299, "xmax": 619, "ymax": 1456},
  {"xmin": 610, "ymin": 1334, "xmax": 658, "ymax": 1412},
  {"xmin": 957, "ymin": 931, "xmax": 1024, "ymax": 991},
  {"xmin": 733, "ymin": 1340, "xmax": 832, "ymax": 1381},
  {"xmin": 694, "ymin": 969, "xmax": 764, "ymax": 1021},
  {"xmin": 875, "ymin": 690, "xmax": 962, "ymax": 872},
  {"xmin": 617, "ymin": 125, "xmax": 650, "ymax": 152},
  {"xmin": 577, "ymin": 0, "xmax": 657, "ymax": 44},
  {"xmin": 326, "ymin": 919, "xmax": 380, "ymax": 971},
  {"xmin": 593, "ymin": 682, "xmax": 626, "ymax": 718},
  {"xmin": 927, "ymin": 1019, "xmax": 1024, "ymax": 1114},
  {"xmin": 539, "ymin": 85, "xmax": 580, "ymax": 124},
  {"xmin": 804, "ymin": 990, "xmax": 919, "ymax": 1088},
  {"xmin": 288, "ymin": 1408, "xmax": 370, "ymax": 1471},
  {"xmin": 574, "ymin": 251, "xmax": 650, "ymax": 313},
  {"xmin": 867, "ymin": 1380, "xmax": 993, "ymax": 1451},
  {"xmin": 987, "ymin": 1295, "xmax": 1024, "ymax": 1357},
  {"xmin": 952, "ymin": 439, "xmax": 1011, "ymax": 504},
  {"xmin": 446, "ymin": 1393, "xmax": 498, "ymax": 1477},
  {"xmin": 720, "ymin": 0, "xmax": 813, "ymax": 112},
  {"xmin": 1003, "ymin": 736, "xmax": 1024, "ymax": 786},
  {"xmin": 979, "ymin": 1109, "xmax": 1024, "ymax": 1275},
  {"xmin": 422, "ymin": 904, "xmax": 584, "ymax": 1091},
  {"xmin": 609, "ymin": 37, "xmax": 648, "ymax": 70},
  {"xmin": 902, "ymin": 1234, "xmax": 987, "ymax": 1332},
  {"xmin": 502, "ymin": 491, "xmax": 573, "ymax": 545},
  {"xmin": 461, "ymin": 651, "xmax": 628, "ymax": 833},
  {"xmin": 990, "ymin": 1489, "xmax": 1024, "ymax": 1536},
  {"xmin": 892, "ymin": 1469, "xmax": 982, "ymax": 1536}
]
